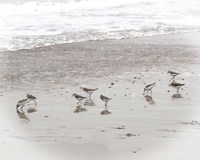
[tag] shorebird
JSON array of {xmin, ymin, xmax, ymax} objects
[
  {"xmin": 170, "ymin": 81, "xmax": 185, "ymax": 93},
  {"xmin": 100, "ymin": 95, "xmax": 112, "ymax": 110},
  {"xmin": 72, "ymin": 93, "xmax": 87, "ymax": 106},
  {"xmin": 16, "ymin": 98, "xmax": 31, "ymax": 111},
  {"xmin": 81, "ymin": 87, "xmax": 98, "ymax": 99},
  {"xmin": 16, "ymin": 94, "xmax": 37, "ymax": 111},
  {"xmin": 168, "ymin": 71, "xmax": 180, "ymax": 79},
  {"xmin": 26, "ymin": 94, "xmax": 37, "ymax": 105},
  {"xmin": 143, "ymin": 82, "xmax": 156, "ymax": 95}
]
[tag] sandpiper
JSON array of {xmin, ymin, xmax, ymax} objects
[
  {"xmin": 143, "ymin": 82, "xmax": 156, "ymax": 95},
  {"xmin": 168, "ymin": 71, "xmax": 180, "ymax": 79},
  {"xmin": 100, "ymin": 95, "xmax": 112, "ymax": 110},
  {"xmin": 16, "ymin": 98, "xmax": 30, "ymax": 111},
  {"xmin": 170, "ymin": 81, "xmax": 185, "ymax": 93},
  {"xmin": 81, "ymin": 87, "xmax": 98, "ymax": 99},
  {"xmin": 72, "ymin": 93, "xmax": 87, "ymax": 106},
  {"xmin": 26, "ymin": 94, "xmax": 37, "ymax": 105},
  {"xmin": 16, "ymin": 94, "xmax": 37, "ymax": 111}
]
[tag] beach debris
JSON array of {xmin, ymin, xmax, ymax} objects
[
  {"xmin": 126, "ymin": 133, "xmax": 136, "ymax": 137},
  {"xmin": 158, "ymin": 129, "xmax": 177, "ymax": 133},
  {"xmin": 112, "ymin": 126, "xmax": 125, "ymax": 130},
  {"xmin": 111, "ymin": 83, "xmax": 114, "ymax": 85},
  {"xmin": 132, "ymin": 80, "xmax": 136, "ymax": 84},
  {"xmin": 180, "ymin": 121, "xmax": 200, "ymax": 126}
]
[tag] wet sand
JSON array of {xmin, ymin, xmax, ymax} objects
[{"xmin": 0, "ymin": 32, "xmax": 200, "ymax": 160}]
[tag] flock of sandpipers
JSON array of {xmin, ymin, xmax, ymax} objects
[{"xmin": 16, "ymin": 70, "xmax": 185, "ymax": 114}]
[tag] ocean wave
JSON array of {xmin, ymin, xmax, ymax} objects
[{"xmin": 0, "ymin": 0, "xmax": 200, "ymax": 51}]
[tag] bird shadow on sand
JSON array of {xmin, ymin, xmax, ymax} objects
[
  {"xmin": 100, "ymin": 110, "xmax": 112, "ymax": 115},
  {"xmin": 172, "ymin": 93, "xmax": 183, "ymax": 99},
  {"xmin": 16, "ymin": 110, "xmax": 30, "ymax": 121},
  {"xmin": 144, "ymin": 95, "xmax": 155, "ymax": 104},
  {"xmin": 16, "ymin": 105, "xmax": 37, "ymax": 121},
  {"xmin": 83, "ymin": 99, "xmax": 96, "ymax": 106},
  {"xmin": 73, "ymin": 106, "xmax": 87, "ymax": 113}
]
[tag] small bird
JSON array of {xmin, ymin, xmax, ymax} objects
[
  {"xmin": 143, "ymin": 82, "xmax": 156, "ymax": 96},
  {"xmin": 16, "ymin": 98, "xmax": 30, "ymax": 111},
  {"xmin": 16, "ymin": 94, "xmax": 37, "ymax": 111},
  {"xmin": 168, "ymin": 71, "xmax": 180, "ymax": 79},
  {"xmin": 170, "ymin": 81, "xmax": 185, "ymax": 93},
  {"xmin": 100, "ymin": 95, "xmax": 112, "ymax": 110},
  {"xmin": 26, "ymin": 94, "xmax": 37, "ymax": 105},
  {"xmin": 81, "ymin": 87, "xmax": 98, "ymax": 99},
  {"xmin": 72, "ymin": 93, "xmax": 87, "ymax": 106}
]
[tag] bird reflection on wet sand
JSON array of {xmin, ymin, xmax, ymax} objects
[
  {"xmin": 172, "ymin": 93, "xmax": 183, "ymax": 99},
  {"xmin": 16, "ymin": 110, "xmax": 30, "ymax": 121},
  {"xmin": 73, "ymin": 106, "xmax": 87, "ymax": 113},
  {"xmin": 84, "ymin": 99, "xmax": 96, "ymax": 106},
  {"xmin": 16, "ymin": 106, "xmax": 37, "ymax": 121},
  {"xmin": 144, "ymin": 95, "xmax": 155, "ymax": 104}
]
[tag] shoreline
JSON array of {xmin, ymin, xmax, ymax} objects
[{"xmin": 1, "ymin": 31, "xmax": 200, "ymax": 53}]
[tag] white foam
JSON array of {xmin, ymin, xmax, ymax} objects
[{"xmin": 0, "ymin": 0, "xmax": 200, "ymax": 51}]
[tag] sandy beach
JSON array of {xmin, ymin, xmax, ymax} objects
[{"xmin": 0, "ymin": 32, "xmax": 200, "ymax": 160}]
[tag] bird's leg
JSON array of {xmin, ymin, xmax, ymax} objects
[
  {"xmin": 79, "ymin": 100, "xmax": 81, "ymax": 107},
  {"xmin": 77, "ymin": 100, "xmax": 81, "ymax": 106},
  {"xmin": 105, "ymin": 102, "xmax": 109, "ymax": 110},
  {"xmin": 89, "ymin": 94, "xmax": 91, "ymax": 100},
  {"xmin": 177, "ymin": 88, "xmax": 180, "ymax": 94}
]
